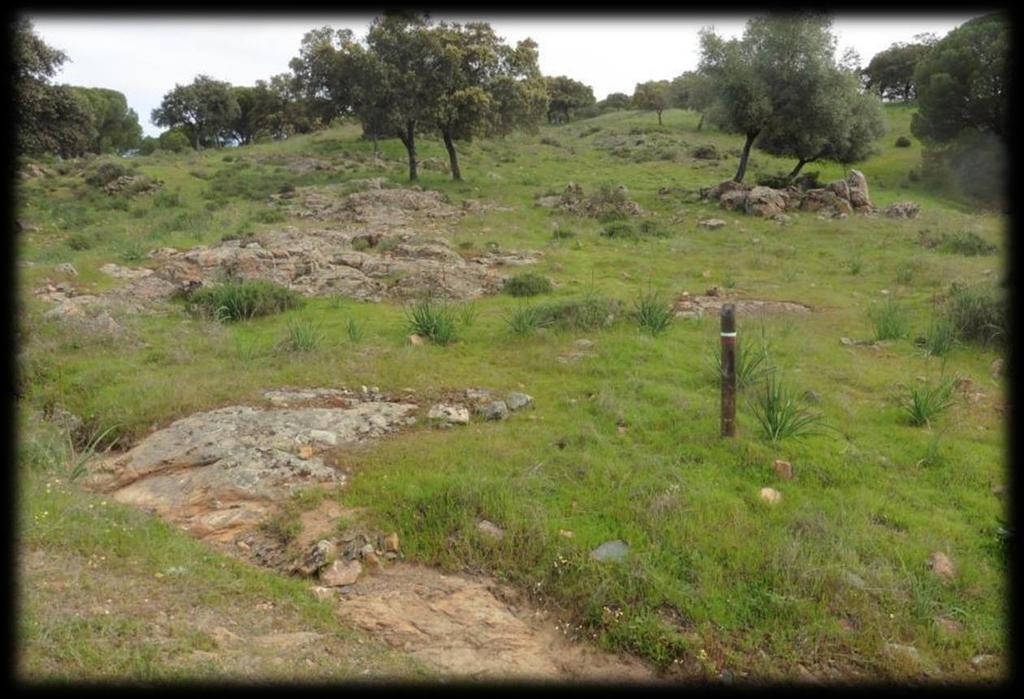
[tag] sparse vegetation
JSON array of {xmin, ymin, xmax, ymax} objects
[
  {"xmin": 503, "ymin": 272, "xmax": 553, "ymax": 297},
  {"xmin": 405, "ymin": 297, "xmax": 459, "ymax": 345},
  {"xmin": 900, "ymin": 376, "xmax": 957, "ymax": 427},
  {"xmin": 749, "ymin": 374, "xmax": 827, "ymax": 442},
  {"xmin": 633, "ymin": 288, "xmax": 673, "ymax": 336},
  {"xmin": 867, "ymin": 297, "xmax": 911, "ymax": 341}
]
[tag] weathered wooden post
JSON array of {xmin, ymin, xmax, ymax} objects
[{"xmin": 721, "ymin": 304, "xmax": 736, "ymax": 437}]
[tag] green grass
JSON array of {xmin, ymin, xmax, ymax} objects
[
  {"xmin": 633, "ymin": 288, "xmax": 673, "ymax": 336},
  {"xmin": 867, "ymin": 298, "xmax": 911, "ymax": 341},
  {"xmin": 405, "ymin": 297, "xmax": 459, "ymax": 345},
  {"xmin": 900, "ymin": 377, "xmax": 957, "ymax": 427},
  {"xmin": 748, "ymin": 374, "xmax": 827, "ymax": 442},
  {"xmin": 503, "ymin": 272, "xmax": 553, "ymax": 297},
  {"xmin": 14, "ymin": 104, "xmax": 1008, "ymax": 681}
]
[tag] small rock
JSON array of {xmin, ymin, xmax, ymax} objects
[
  {"xmin": 382, "ymin": 532, "xmax": 400, "ymax": 553},
  {"xmin": 505, "ymin": 392, "xmax": 534, "ymax": 411},
  {"xmin": 308, "ymin": 429, "xmax": 338, "ymax": 446},
  {"xmin": 428, "ymin": 403, "xmax": 470, "ymax": 425},
  {"xmin": 992, "ymin": 484, "xmax": 1006, "ymax": 497},
  {"xmin": 359, "ymin": 543, "xmax": 375, "ymax": 557},
  {"xmin": 362, "ymin": 551, "xmax": 382, "ymax": 573},
  {"xmin": 296, "ymin": 539, "xmax": 337, "ymax": 576},
  {"xmin": 297, "ymin": 445, "xmax": 315, "ymax": 460},
  {"xmin": 464, "ymin": 388, "xmax": 493, "ymax": 403},
  {"xmin": 320, "ymin": 559, "xmax": 362, "ymax": 587},
  {"xmin": 310, "ymin": 586, "xmax": 335, "ymax": 601},
  {"xmin": 573, "ymin": 339, "xmax": 595, "ymax": 350},
  {"xmin": 701, "ymin": 270, "xmax": 712, "ymax": 279},
  {"xmin": 802, "ymin": 390, "xmax": 821, "ymax": 404},
  {"xmin": 559, "ymin": 529, "xmax": 575, "ymax": 539},
  {"xmin": 885, "ymin": 643, "xmax": 921, "ymax": 664},
  {"xmin": 705, "ymin": 286, "xmax": 720, "ymax": 297},
  {"xmin": 480, "ymin": 401, "xmax": 510, "ymax": 421},
  {"xmin": 990, "ymin": 358, "xmax": 1003, "ymax": 380},
  {"xmin": 970, "ymin": 654, "xmax": 998, "ymax": 670},
  {"xmin": 758, "ymin": 487, "xmax": 782, "ymax": 505},
  {"xmin": 928, "ymin": 552, "xmax": 956, "ymax": 582},
  {"xmin": 407, "ymin": 334, "xmax": 424, "ymax": 346},
  {"xmin": 55, "ymin": 263, "xmax": 78, "ymax": 276},
  {"xmin": 476, "ymin": 519, "xmax": 505, "ymax": 541},
  {"xmin": 839, "ymin": 337, "xmax": 855, "ymax": 346},
  {"xmin": 590, "ymin": 539, "xmax": 629, "ymax": 562},
  {"xmin": 698, "ymin": 218, "xmax": 727, "ymax": 230},
  {"xmin": 772, "ymin": 459, "xmax": 793, "ymax": 481}
]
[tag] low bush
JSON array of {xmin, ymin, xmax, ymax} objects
[
  {"xmin": 895, "ymin": 136, "xmax": 912, "ymax": 148},
  {"xmin": 942, "ymin": 282, "xmax": 1005, "ymax": 347},
  {"xmin": 66, "ymin": 232, "xmax": 93, "ymax": 251},
  {"xmin": 940, "ymin": 231, "xmax": 998, "ymax": 256},
  {"xmin": 504, "ymin": 272, "xmax": 553, "ymax": 297},
  {"xmin": 187, "ymin": 279, "xmax": 303, "ymax": 321}
]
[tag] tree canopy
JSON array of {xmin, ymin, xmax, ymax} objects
[
  {"xmin": 861, "ymin": 39, "xmax": 935, "ymax": 102},
  {"xmin": 632, "ymin": 80, "xmax": 672, "ymax": 125},
  {"xmin": 544, "ymin": 75, "xmax": 595, "ymax": 124},
  {"xmin": 151, "ymin": 75, "xmax": 240, "ymax": 149},
  {"xmin": 910, "ymin": 14, "xmax": 1008, "ymax": 143}
]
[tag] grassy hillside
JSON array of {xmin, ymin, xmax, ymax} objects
[{"xmin": 16, "ymin": 105, "xmax": 1007, "ymax": 682}]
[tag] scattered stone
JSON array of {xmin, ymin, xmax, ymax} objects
[
  {"xmin": 698, "ymin": 218, "xmax": 727, "ymax": 230},
  {"xmin": 705, "ymin": 286, "xmax": 720, "ymax": 297},
  {"xmin": 559, "ymin": 530, "xmax": 575, "ymax": 539},
  {"xmin": 362, "ymin": 550, "xmax": 383, "ymax": 573},
  {"xmin": 428, "ymin": 403, "xmax": 470, "ymax": 425},
  {"xmin": 990, "ymin": 358, "xmax": 1003, "ymax": 380},
  {"xmin": 885, "ymin": 643, "xmax": 921, "ymax": 664},
  {"xmin": 573, "ymin": 339, "xmax": 595, "ymax": 350},
  {"xmin": 296, "ymin": 539, "xmax": 338, "ymax": 576},
  {"xmin": 505, "ymin": 392, "xmax": 534, "ymax": 412},
  {"xmin": 382, "ymin": 532, "xmax": 400, "ymax": 553},
  {"xmin": 758, "ymin": 487, "xmax": 782, "ymax": 505},
  {"xmin": 772, "ymin": 459, "xmax": 793, "ymax": 481},
  {"xmin": 971, "ymin": 654, "xmax": 999, "ymax": 670},
  {"xmin": 99, "ymin": 263, "xmax": 153, "ymax": 280},
  {"xmin": 881, "ymin": 201, "xmax": 921, "ymax": 219},
  {"xmin": 320, "ymin": 559, "xmax": 363, "ymax": 587},
  {"xmin": 928, "ymin": 552, "xmax": 956, "ymax": 582},
  {"xmin": 297, "ymin": 445, "xmax": 315, "ymax": 460},
  {"xmin": 310, "ymin": 586, "xmax": 335, "ymax": 601},
  {"xmin": 307, "ymin": 429, "xmax": 339, "ymax": 446},
  {"xmin": 479, "ymin": 401, "xmax": 510, "ymax": 421},
  {"xmin": 476, "ymin": 520, "xmax": 505, "ymax": 541},
  {"xmin": 590, "ymin": 540, "xmax": 629, "ymax": 562},
  {"xmin": 54, "ymin": 263, "xmax": 78, "ymax": 276},
  {"xmin": 745, "ymin": 186, "xmax": 786, "ymax": 218}
]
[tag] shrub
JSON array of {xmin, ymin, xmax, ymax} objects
[
  {"xmin": 187, "ymin": 279, "xmax": 303, "ymax": 321},
  {"xmin": 637, "ymin": 220, "xmax": 671, "ymax": 238},
  {"xmin": 552, "ymin": 225, "xmax": 576, "ymax": 240},
  {"xmin": 923, "ymin": 314, "xmax": 958, "ymax": 357},
  {"xmin": 405, "ymin": 297, "xmax": 459, "ymax": 345},
  {"xmin": 506, "ymin": 295, "xmax": 619, "ymax": 335},
  {"xmin": 942, "ymin": 282, "xmax": 1006, "ymax": 346},
  {"xmin": 505, "ymin": 304, "xmax": 547, "ymax": 336},
  {"xmin": 845, "ymin": 256, "xmax": 863, "ymax": 275},
  {"xmin": 539, "ymin": 136, "xmax": 562, "ymax": 148},
  {"xmin": 153, "ymin": 189, "xmax": 181, "ymax": 208},
  {"xmin": 66, "ymin": 232, "xmax": 93, "ymax": 250},
  {"xmin": 691, "ymin": 144, "xmax": 720, "ymax": 160},
  {"xmin": 601, "ymin": 221, "xmax": 636, "ymax": 239},
  {"xmin": 504, "ymin": 272, "xmax": 553, "ymax": 297},
  {"xmin": 83, "ymin": 159, "xmax": 128, "ymax": 187},
  {"xmin": 755, "ymin": 173, "xmax": 791, "ymax": 189},
  {"xmin": 895, "ymin": 136, "xmax": 912, "ymax": 148},
  {"xmin": 900, "ymin": 377, "xmax": 956, "ymax": 427},
  {"xmin": 117, "ymin": 238, "xmax": 146, "ymax": 262},
  {"xmin": 749, "ymin": 375, "xmax": 826, "ymax": 442},
  {"xmin": 634, "ymin": 288, "xmax": 673, "ymax": 336},
  {"xmin": 867, "ymin": 298, "xmax": 910, "ymax": 341},
  {"xmin": 940, "ymin": 231, "xmax": 997, "ymax": 256}
]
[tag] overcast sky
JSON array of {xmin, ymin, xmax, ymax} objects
[{"xmin": 27, "ymin": 13, "xmax": 983, "ymax": 138}]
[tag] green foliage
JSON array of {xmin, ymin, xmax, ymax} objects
[
  {"xmin": 66, "ymin": 232, "xmax": 93, "ymax": 251},
  {"xmin": 749, "ymin": 374, "xmax": 826, "ymax": 442},
  {"xmin": 157, "ymin": 129, "xmax": 191, "ymax": 153},
  {"xmin": 632, "ymin": 80, "xmax": 672, "ymax": 124},
  {"xmin": 83, "ymin": 159, "xmax": 129, "ymax": 187},
  {"xmin": 601, "ymin": 222, "xmax": 636, "ymax": 239},
  {"xmin": 504, "ymin": 272, "xmax": 553, "ymax": 297},
  {"xmin": 862, "ymin": 40, "xmax": 934, "ymax": 102},
  {"xmin": 912, "ymin": 14, "xmax": 1008, "ymax": 143},
  {"xmin": 187, "ymin": 279, "xmax": 303, "ymax": 321},
  {"xmin": 940, "ymin": 231, "xmax": 998, "ymax": 256},
  {"xmin": 867, "ymin": 298, "xmax": 910, "ymax": 341},
  {"xmin": 633, "ymin": 288, "xmax": 672, "ymax": 336},
  {"xmin": 505, "ymin": 304, "xmax": 545, "ymax": 335},
  {"xmin": 923, "ymin": 315, "xmax": 958, "ymax": 357},
  {"xmin": 405, "ymin": 297, "xmax": 459, "ymax": 345},
  {"xmin": 117, "ymin": 238, "xmax": 146, "ymax": 262},
  {"xmin": 900, "ymin": 377, "xmax": 956, "ymax": 427},
  {"xmin": 709, "ymin": 332, "xmax": 775, "ymax": 390},
  {"xmin": 551, "ymin": 225, "xmax": 576, "ymax": 240},
  {"xmin": 545, "ymin": 75, "xmax": 595, "ymax": 124},
  {"xmin": 895, "ymin": 136, "xmax": 912, "ymax": 148},
  {"xmin": 942, "ymin": 282, "xmax": 1005, "ymax": 347},
  {"xmin": 845, "ymin": 256, "xmax": 863, "ymax": 275},
  {"xmin": 345, "ymin": 317, "xmax": 364, "ymax": 343},
  {"xmin": 152, "ymin": 75, "xmax": 240, "ymax": 149}
]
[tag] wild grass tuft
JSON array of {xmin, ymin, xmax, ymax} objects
[
  {"xmin": 923, "ymin": 315, "xmax": 959, "ymax": 357},
  {"xmin": 900, "ymin": 376, "xmax": 957, "ymax": 427},
  {"xmin": 709, "ymin": 329, "xmax": 775, "ymax": 389},
  {"xmin": 867, "ymin": 298, "xmax": 910, "ymax": 341},
  {"xmin": 345, "ymin": 317, "xmax": 364, "ymax": 343},
  {"xmin": 634, "ymin": 288, "xmax": 673, "ymax": 336},
  {"xmin": 405, "ymin": 297, "xmax": 459, "ymax": 345},
  {"xmin": 188, "ymin": 279, "xmax": 303, "ymax": 322},
  {"xmin": 942, "ymin": 282, "xmax": 1005, "ymax": 347},
  {"xmin": 505, "ymin": 304, "xmax": 547, "ymax": 336},
  {"xmin": 749, "ymin": 374, "xmax": 827, "ymax": 442},
  {"xmin": 278, "ymin": 318, "xmax": 323, "ymax": 353}
]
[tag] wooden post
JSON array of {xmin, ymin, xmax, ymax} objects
[{"xmin": 721, "ymin": 304, "xmax": 736, "ymax": 437}]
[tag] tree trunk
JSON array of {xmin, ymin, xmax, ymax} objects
[
  {"xmin": 657, "ymin": 110, "xmax": 663, "ymax": 126},
  {"xmin": 398, "ymin": 121, "xmax": 417, "ymax": 181},
  {"xmin": 441, "ymin": 129, "xmax": 461, "ymax": 181},
  {"xmin": 733, "ymin": 130, "xmax": 758, "ymax": 183},
  {"xmin": 697, "ymin": 113, "xmax": 704, "ymax": 131},
  {"xmin": 371, "ymin": 133, "xmax": 379, "ymax": 157},
  {"xmin": 787, "ymin": 158, "xmax": 809, "ymax": 181}
]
